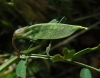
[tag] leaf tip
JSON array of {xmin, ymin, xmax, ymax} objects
[
  {"xmin": 84, "ymin": 27, "xmax": 88, "ymax": 30},
  {"xmin": 80, "ymin": 26, "xmax": 88, "ymax": 30},
  {"xmin": 13, "ymin": 27, "xmax": 27, "ymax": 38}
]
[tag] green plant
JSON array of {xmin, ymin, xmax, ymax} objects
[
  {"xmin": 0, "ymin": 17, "xmax": 100, "ymax": 78},
  {"xmin": 80, "ymin": 68, "xmax": 92, "ymax": 78}
]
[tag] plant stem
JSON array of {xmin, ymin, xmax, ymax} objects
[
  {"xmin": 28, "ymin": 54, "xmax": 52, "ymax": 59},
  {"xmin": 26, "ymin": 54, "xmax": 100, "ymax": 72},
  {"xmin": 12, "ymin": 37, "xmax": 20, "ymax": 56},
  {"xmin": 72, "ymin": 61, "xmax": 100, "ymax": 72},
  {"xmin": 0, "ymin": 54, "xmax": 10, "ymax": 57},
  {"xmin": 1, "ymin": 52, "xmax": 100, "ymax": 73},
  {"xmin": 0, "ymin": 56, "xmax": 18, "ymax": 72},
  {"xmin": 21, "ymin": 45, "xmax": 41, "ymax": 54},
  {"xmin": 0, "ymin": 45, "xmax": 41, "ymax": 73}
]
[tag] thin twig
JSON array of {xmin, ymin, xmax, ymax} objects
[
  {"xmin": 71, "ymin": 61, "xmax": 100, "ymax": 72},
  {"xmin": 12, "ymin": 37, "xmax": 20, "ymax": 56},
  {"xmin": 24, "ymin": 54, "xmax": 100, "ymax": 72}
]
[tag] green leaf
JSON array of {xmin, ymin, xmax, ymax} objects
[
  {"xmin": 51, "ymin": 54, "xmax": 64, "ymax": 62},
  {"xmin": 49, "ymin": 19, "xmax": 58, "ymax": 23},
  {"xmin": 46, "ymin": 43, "xmax": 51, "ymax": 56},
  {"xmin": 13, "ymin": 23, "xmax": 86, "ymax": 40},
  {"xmin": 63, "ymin": 48, "xmax": 75, "ymax": 60},
  {"xmin": 80, "ymin": 68, "xmax": 92, "ymax": 78},
  {"xmin": 51, "ymin": 48, "xmax": 75, "ymax": 62},
  {"xmin": 62, "ymin": 48, "xmax": 68, "ymax": 59},
  {"xmin": 59, "ymin": 16, "xmax": 67, "ymax": 23},
  {"xmin": 16, "ymin": 60, "xmax": 26, "ymax": 78},
  {"xmin": 73, "ymin": 44, "xmax": 100, "ymax": 58}
]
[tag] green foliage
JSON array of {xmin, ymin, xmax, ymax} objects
[
  {"xmin": 0, "ymin": 70, "xmax": 16, "ymax": 78},
  {"xmin": 58, "ymin": 16, "xmax": 67, "ymax": 23},
  {"xmin": 49, "ymin": 19, "xmax": 58, "ymax": 23},
  {"xmin": 13, "ymin": 23, "xmax": 86, "ymax": 40},
  {"xmin": 62, "ymin": 48, "xmax": 75, "ymax": 60},
  {"xmin": 80, "ymin": 68, "xmax": 92, "ymax": 78},
  {"xmin": 46, "ymin": 43, "xmax": 51, "ymax": 56},
  {"xmin": 1, "ymin": 18, "xmax": 100, "ymax": 78},
  {"xmin": 73, "ymin": 44, "xmax": 100, "ymax": 58},
  {"xmin": 52, "ymin": 47, "xmax": 75, "ymax": 62},
  {"xmin": 52, "ymin": 44, "xmax": 100, "ymax": 63},
  {"xmin": 1, "ymin": 0, "xmax": 100, "ymax": 78},
  {"xmin": 16, "ymin": 59, "xmax": 27, "ymax": 78},
  {"xmin": 27, "ymin": 61, "xmax": 40, "ymax": 75},
  {"xmin": 11, "ymin": 19, "xmax": 100, "ymax": 77}
]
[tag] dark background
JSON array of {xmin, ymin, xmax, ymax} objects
[{"xmin": 0, "ymin": 0, "xmax": 100, "ymax": 78}]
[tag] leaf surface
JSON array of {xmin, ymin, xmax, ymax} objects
[
  {"xmin": 73, "ymin": 44, "xmax": 100, "ymax": 58},
  {"xmin": 80, "ymin": 68, "xmax": 92, "ymax": 78},
  {"xmin": 16, "ymin": 60, "xmax": 26, "ymax": 78},
  {"xmin": 51, "ymin": 54, "xmax": 64, "ymax": 62},
  {"xmin": 49, "ymin": 19, "xmax": 58, "ymax": 23},
  {"xmin": 13, "ymin": 23, "xmax": 86, "ymax": 40},
  {"xmin": 63, "ymin": 48, "xmax": 75, "ymax": 60},
  {"xmin": 51, "ymin": 48, "xmax": 75, "ymax": 62}
]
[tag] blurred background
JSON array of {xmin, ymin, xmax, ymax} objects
[{"xmin": 0, "ymin": 0, "xmax": 100, "ymax": 78}]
